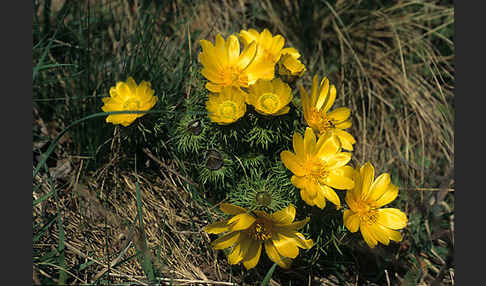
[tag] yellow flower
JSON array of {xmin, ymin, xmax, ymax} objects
[
  {"xmin": 204, "ymin": 203, "xmax": 313, "ymax": 270},
  {"xmin": 239, "ymin": 28, "xmax": 285, "ymax": 64},
  {"xmin": 300, "ymin": 75, "xmax": 356, "ymax": 151},
  {"xmin": 205, "ymin": 86, "xmax": 246, "ymax": 125},
  {"xmin": 280, "ymin": 128, "xmax": 355, "ymax": 209},
  {"xmin": 199, "ymin": 33, "xmax": 272, "ymax": 93},
  {"xmin": 247, "ymin": 78, "xmax": 292, "ymax": 116},
  {"xmin": 343, "ymin": 162, "xmax": 408, "ymax": 248},
  {"xmin": 238, "ymin": 28, "xmax": 286, "ymax": 83},
  {"xmin": 101, "ymin": 77, "xmax": 157, "ymax": 127},
  {"xmin": 278, "ymin": 47, "xmax": 306, "ymax": 78}
]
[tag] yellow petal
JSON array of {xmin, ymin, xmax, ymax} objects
[
  {"xmin": 226, "ymin": 35, "xmax": 240, "ymax": 66},
  {"xmin": 203, "ymin": 220, "xmax": 230, "ymax": 234},
  {"xmin": 334, "ymin": 120, "xmax": 352, "ymax": 129},
  {"xmin": 242, "ymin": 240, "xmax": 262, "ymax": 270},
  {"xmin": 344, "ymin": 188, "xmax": 359, "ymax": 211},
  {"xmin": 310, "ymin": 75, "xmax": 319, "ymax": 106},
  {"xmin": 273, "ymin": 105, "xmax": 290, "ymax": 116},
  {"xmin": 299, "ymin": 84, "xmax": 311, "ymax": 115},
  {"xmin": 264, "ymin": 240, "xmax": 291, "ymax": 269},
  {"xmin": 369, "ymin": 223, "xmax": 390, "ymax": 245},
  {"xmin": 276, "ymin": 217, "xmax": 310, "ymax": 231},
  {"xmin": 375, "ymin": 184, "xmax": 399, "ymax": 208},
  {"xmin": 326, "ymin": 172, "xmax": 354, "ymax": 190},
  {"xmin": 360, "ymin": 223, "xmax": 378, "ymax": 248},
  {"xmin": 303, "ymin": 127, "xmax": 316, "ymax": 155},
  {"xmin": 116, "ymin": 82, "xmax": 131, "ymax": 99},
  {"xmin": 237, "ymin": 41, "xmax": 257, "ymax": 71},
  {"xmin": 280, "ymin": 47, "xmax": 301, "ymax": 58},
  {"xmin": 300, "ymin": 189, "xmax": 316, "ymax": 207},
  {"xmin": 376, "ymin": 208, "xmax": 408, "ymax": 230},
  {"xmin": 315, "ymin": 77, "xmax": 329, "ymax": 110},
  {"xmin": 239, "ymin": 29, "xmax": 258, "ymax": 47},
  {"xmin": 228, "ymin": 243, "xmax": 243, "ymax": 265},
  {"xmin": 315, "ymin": 133, "xmax": 341, "ymax": 158},
  {"xmin": 322, "ymin": 84, "xmax": 336, "ymax": 113},
  {"xmin": 380, "ymin": 226, "xmax": 403, "ymax": 242},
  {"xmin": 325, "ymin": 153, "xmax": 352, "ymax": 169},
  {"xmin": 334, "ymin": 129, "xmax": 356, "ymax": 151},
  {"xmin": 215, "ymin": 34, "xmax": 227, "ymax": 66},
  {"xmin": 228, "ymin": 213, "xmax": 256, "ymax": 231},
  {"xmin": 235, "ymin": 233, "xmax": 251, "ymax": 263},
  {"xmin": 201, "ymin": 68, "xmax": 224, "ymax": 84},
  {"xmin": 343, "ymin": 210, "xmax": 360, "ymax": 232},
  {"xmin": 292, "ymin": 132, "xmax": 305, "ymax": 157},
  {"xmin": 205, "ymin": 82, "xmax": 223, "ymax": 93},
  {"xmin": 321, "ymin": 185, "xmax": 341, "ymax": 208},
  {"xmin": 211, "ymin": 231, "xmax": 240, "ymax": 250},
  {"xmin": 290, "ymin": 175, "xmax": 306, "ymax": 189},
  {"xmin": 368, "ymin": 173, "xmax": 392, "ymax": 202},
  {"xmin": 280, "ymin": 151, "xmax": 306, "ymax": 176},
  {"xmin": 270, "ymin": 205, "xmax": 296, "ymax": 225},
  {"xmin": 313, "ymin": 188, "xmax": 326, "ymax": 209},
  {"xmin": 220, "ymin": 203, "xmax": 247, "ymax": 215},
  {"xmin": 125, "ymin": 77, "xmax": 137, "ymax": 93},
  {"xmin": 327, "ymin": 107, "xmax": 351, "ymax": 123},
  {"xmin": 294, "ymin": 232, "xmax": 314, "ymax": 249},
  {"xmin": 360, "ymin": 162, "xmax": 375, "ymax": 200},
  {"xmin": 272, "ymin": 233, "xmax": 299, "ymax": 258},
  {"xmin": 309, "ymin": 180, "xmax": 322, "ymax": 199}
]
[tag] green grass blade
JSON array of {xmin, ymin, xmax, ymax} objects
[
  {"xmin": 135, "ymin": 179, "xmax": 156, "ymax": 282},
  {"xmin": 33, "ymin": 216, "xmax": 57, "ymax": 244},
  {"xmin": 260, "ymin": 262, "xmax": 278, "ymax": 286},
  {"xmin": 44, "ymin": 163, "xmax": 67, "ymax": 284},
  {"xmin": 33, "ymin": 30, "xmax": 57, "ymax": 81}
]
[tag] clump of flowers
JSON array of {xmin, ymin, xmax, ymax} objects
[
  {"xmin": 101, "ymin": 77, "xmax": 157, "ymax": 127},
  {"xmin": 193, "ymin": 28, "xmax": 409, "ymax": 272},
  {"xmin": 280, "ymin": 127, "xmax": 354, "ymax": 209},
  {"xmin": 199, "ymin": 29, "xmax": 306, "ymax": 125},
  {"xmin": 343, "ymin": 162, "xmax": 408, "ymax": 248},
  {"xmin": 204, "ymin": 203, "xmax": 313, "ymax": 269}
]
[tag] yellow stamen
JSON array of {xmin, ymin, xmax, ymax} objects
[
  {"xmin": 307, "ymin": 107, "xmax": 332, "ymax": 135},
  {"xmin": 259, "ymin": 93, "xmax": 280, "ymax": 113},
  {"xmin": 219, "ymin": 101, "xmax": 238, "ymax": 119},
  {"xmin": 303, "ymin": 160, "xmax": 329, "ymax": 185},
  {"xmin": 356, "ymin": 202, "xmax": 379, "ymax": 225},
  {"xmin": 248, "ymin": 218, "xmax": 272, "ymax": 241},
  {"xmin": 222, "ymin": 67, "xmax": 248, "ymax": 88}
]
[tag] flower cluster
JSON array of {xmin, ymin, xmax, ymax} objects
[
  {"xmin": 198, "ymin": 28, "xmax": 408, "ymax": 270},
  {"xmin": 199, "ymin": 29, "xmax": 306, "ymax": 125}
]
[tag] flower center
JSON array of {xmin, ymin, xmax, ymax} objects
[
  {"xmin": 304, "ymin": 160, "xmax": 329, "ymax": 185},
  {"xmin": 248, "ymin": 218, "xmax": 272, "ymax": 241},
  {"xmin": 222, "ymin": 67, "xmax": 248, "ymax": 88},
  {"xmin": 307, "ymin": 107, "xmax": 332, "ymax": 135},
  {"xmin": 123, "ymin": 99, "xmax": 141, "ymax": 111},
  {"xmin": 356, "ymin": 202, "xmax": 379, "ymax": 225},
  {"xmin": 258, "ymin": 93, "xmax": 280, "ymax": 113},
  {"xmin": 219, "ymin": 101, "xmax": 238, "ymax": 119}
]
